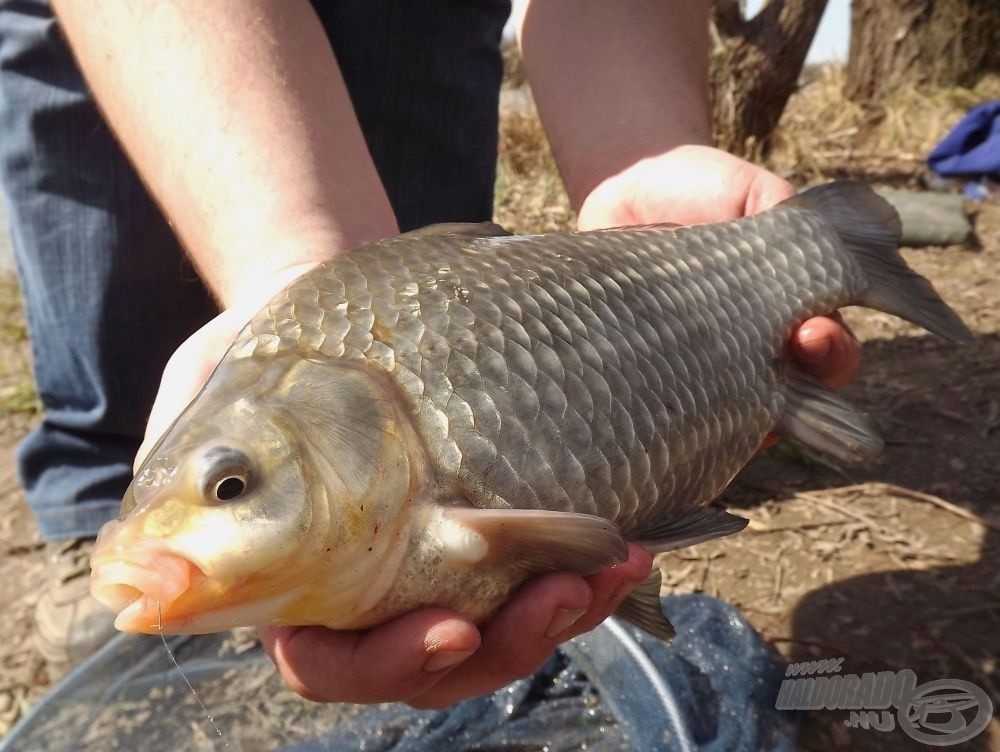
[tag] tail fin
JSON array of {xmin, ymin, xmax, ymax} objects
[{"xmin": 788, "ymin": 182, "xmax": 974, "ymax": 344}]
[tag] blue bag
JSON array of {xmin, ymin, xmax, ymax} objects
[{"xmin": 927, "ymin": 100, "xmax": 1000, "ymax": 199}]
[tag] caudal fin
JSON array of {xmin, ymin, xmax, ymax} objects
[{"xmin": 789, "ymin": 182, "xmax": 974, "ymax": 344}]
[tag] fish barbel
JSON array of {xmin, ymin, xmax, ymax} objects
[{"xmin": 91, "ymin": 182, "xmax": 972, "ymax": 638}]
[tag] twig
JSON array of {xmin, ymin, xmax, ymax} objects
[
  {"xmin": 926, "ymin": 602, "xmax": 1000, "ymax": 621},
  {"xmin": 861, "ymin": 483, "xmax": 1000, "ymax": 533},
  {"xmin": 772, "ymin": 560, "xmax": 785, "ymax": 603},
  {"xmin": 747, "ymin": 518, "xmax": 853, "ymax": 534},
  {"xmin": 798, "ymin": 491, "xmax": 882, "ymax": 531},
  {"xmin": 0, "ymin": 541, "xmax": 44, "ymax": 557}
]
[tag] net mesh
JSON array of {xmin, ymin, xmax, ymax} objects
[{"xmin": 2, "ymin": 595, "xmax": 796, "ymax": 751}]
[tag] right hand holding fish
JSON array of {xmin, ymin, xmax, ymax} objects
[{"xmin": 575, "ymin": 146, "xmax": 864, "ymax": 444}]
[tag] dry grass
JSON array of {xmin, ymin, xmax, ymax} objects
[
  {"xmin": 494, "ymin": 87, "xmax": 573, "ymax": 235},
  {"xmin": 766, "ymin": 66, "xmax": 1000, "ymax": 185},
  {"xmin": 0, "ymin": 276, "xmax": 37, "ymax": 423},
  {"xmin": 496, "ymin": 51, "xmax": 1000, "ymax": 203}
]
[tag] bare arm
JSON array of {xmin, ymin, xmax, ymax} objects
[
  {"xmin": 517, "ymin": 0, "xmax": 712, "ymax": 211},
  {"xmin": 52, "ymin": 0, "xmax": 398, "ymax": 307}
]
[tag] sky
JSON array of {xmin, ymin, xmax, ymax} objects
[{"xmin": 746, "ymin": 0, "xmax": 850, "ymax": 63}]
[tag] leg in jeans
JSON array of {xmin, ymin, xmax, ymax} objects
[{"xmin": 0, "ymin": 0, "xmax": 217, "ymax": 669}]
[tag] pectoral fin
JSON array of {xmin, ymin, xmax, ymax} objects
[
  {"xmin": 777, "ymin": 369, "xmax": 884, "ymax": 464},
  {"xmin": 430, "ymin": 507, "xmax": 627, "ymax": 575},
  {"xmin": 634, "ymin": 505, "xmax": 748, "ymax": 555},
  {"xmin": 614, "ymin": 569, "xmax": 675, "ymax": 640}
]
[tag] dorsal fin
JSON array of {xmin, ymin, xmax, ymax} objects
[
  {"xmin": 590, "ymin": 222, "xmax": 682, "ymax": 233},
  {"xmin": 398, "ymin": 222, "xmax": 512, "ymax": 239}
]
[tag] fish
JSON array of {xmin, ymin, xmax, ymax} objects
[{"xmin": 90, "ymin": 182, "xmax": 972, "ymax": 639}]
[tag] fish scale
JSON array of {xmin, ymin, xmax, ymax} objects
[
  {"xmin": 93, "ymin": 182, "xmax": 974, "ymax": 638},
  {"xmin": 232, "ymin": 208, "xmax": 847, "ymax": 535}
]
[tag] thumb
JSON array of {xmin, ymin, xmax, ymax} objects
[
  {"xmin": 133, "ymin": 262, "xmax": 324, "ymax": 471},
  {"xmin": 134, "ymin": 306, "xmax": 249, "ymax": 472}
]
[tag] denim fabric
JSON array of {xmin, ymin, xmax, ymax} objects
[
  {"xmin": 0, "ymin": 0, "xmax": 510, "ymax": 539},
  {"xmin": 312, "ymin": 0, "xmax": 511, "ymax": 232},
  {"xmin": 0, "ymin": 0, "xmax": 220, "ymax": 539}
]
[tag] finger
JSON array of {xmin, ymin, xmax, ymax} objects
[
  {"xmin": 743, "ymin": 169, "xmax": 795, "ymax": 215},
  {"xmin": 572, "ymin": 543, "xmax": 653, "ymax": 635},
  {"xmin": 258, "ymin": 609, "xmax": 481, "ymax": 704},
  {"xmin": 762, "ymin": 315, "xmax": 860, "ymax": 450},
  {"xmin": 413, "ymin": 544, "xmax": 652, "ymax": 709},
  {"xmin": 408, "ymin": 572, "xmax": 592, "ymax": 708},
  {"xmin": 791, "ymin": 315, "xmax": 861, "ymax": 391}
]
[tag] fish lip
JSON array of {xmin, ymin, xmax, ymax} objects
[{"xmin": 90, "ymin": 546, "xmax": 203, "ymax": 632}]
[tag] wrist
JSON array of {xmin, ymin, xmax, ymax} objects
[
  {"xmin": 223, "ymin": 259, "xmax": 325, "ymax": 316},
  {"xmin": 209, "ymin": 214, "xmax": 398, "ymax": 309}
]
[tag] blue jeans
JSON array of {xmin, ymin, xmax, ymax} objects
[{"xmin": 0, "ymin": 0, "xmax": 509, "ymax": 540}]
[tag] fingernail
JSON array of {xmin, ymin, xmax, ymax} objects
[
  {"xmin": 545, "ymin": 607, "xmax": 587, "ymax": 639},
  {"xmin": 422, "ymin": 649, "xmax": 475, "ymax": 673}
]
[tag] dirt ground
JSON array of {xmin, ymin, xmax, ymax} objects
[{"xmin": 2, "ymin": 98, "xmax": 999, "ymax": 750}]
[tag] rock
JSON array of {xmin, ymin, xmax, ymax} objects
[{"xmin": 875, "ymin": 187, "xmax": 972, "ymax": 247}]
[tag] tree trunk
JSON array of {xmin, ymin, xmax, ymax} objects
[
  {"xmin": 846, "ymin": 0, "xmax": 1000, "ymax": 106},
  {"xmin": 710, "ymin": 0, "xmax": 829, "ymax": 156}
]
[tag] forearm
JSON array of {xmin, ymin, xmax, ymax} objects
[
  {"xmin": 53, "ymin": 0, "xmax": 397, "ymax": 306},
  {"xmin": 517, "ymin": 0, "xmax": 712, "ymax": 210}
]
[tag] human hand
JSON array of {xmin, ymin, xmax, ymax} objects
[
  {"xmin": 134, "ymin": 262, "xmax": 325, "ymax": 471},
  {"xmin": 134, "ymin": 266, "xmax": 653, "ymax": 709},
  {"xmin": 576, "ymin": 145, "xmax": 861, "ymax": 422},
  {"xmin": 259, "ymin": 544, "xmax": 652, "ymax": 708}
]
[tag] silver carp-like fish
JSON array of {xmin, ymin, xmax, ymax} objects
[{"xmin": 91, "ymin": 182, "xmax": 971, "ymax": 638}]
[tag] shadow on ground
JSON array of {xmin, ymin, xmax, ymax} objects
[{"xmin": 724, "ymin": 332, "xmax": 1000, "ymax": 750}]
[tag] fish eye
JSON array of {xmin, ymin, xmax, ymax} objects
[{"xmin": 199, "ymin": 446, "xmax": 253, "ymax": 505}]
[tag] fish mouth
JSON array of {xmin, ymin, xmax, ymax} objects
[{"xmin": 90, "ymin": 542, "xmax": 202, "ymax": 634}]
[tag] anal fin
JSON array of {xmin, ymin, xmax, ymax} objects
[
  {"xmin": 614, "ymin": 569, "xmax": 675, "ymax": 641},
  {"xmin": 432, "ymin": 507, "xmax": 627, "ymax": 576},
  {"xmin": 634, "ymin": 505, "xmax": 748, "ymax": 555},
  {"xmin": 777, "ymin": 369, "xmax": 884, "ymax": 464}
]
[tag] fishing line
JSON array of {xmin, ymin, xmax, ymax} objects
[{"xmin": 156, "ymin": 600, "xmax": 229, "ymax": 749}]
